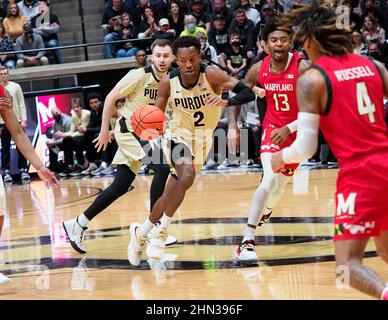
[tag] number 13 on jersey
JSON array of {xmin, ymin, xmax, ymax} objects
[{"xmin": 273, "ymin": 93, "xmax": 290, "ymax": 111}]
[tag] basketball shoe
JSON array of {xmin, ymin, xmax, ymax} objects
[
  {"xmin": 0, "ymin": 272, "xmax": 11, "ymax": 284},
  {"xmin": 63, "ymin": 217, "xmax": 87, "ymax": 254},
  {"xmin": 146, "ymin": 227, "xmax": 168, "ymax": 260},
  {"xmin": 235, "ymin": 239, "xmax": 258, "ymax": 261},
  {"xmin": 128, "ymin": 222, "xmax": 147, "ymax": 266},
  {"xmin": 148, "ymin": 223, "xmax": 177, "ymax": 246},
  {"xmin": 258, "ymin": 208, "xmax": 273, "ymax": 227}
]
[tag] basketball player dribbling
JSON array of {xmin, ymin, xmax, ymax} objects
[
  {"xmin": 272, "ymin": 1, "xmax": 388, "ymax": 300},
  {"xmin": 62, "ymin": 39, "xmax": 175, "ymax": 254},
  {"xmin": 127, "ymin": 36, "xmax": 257, "ymax": 266},
  {"xmin": 235, "ymin": 17, "xmax": 311, "ymax": 260},
  {"xmin": 0, "ymin": 84, "xmax": 58, "ymax": 284}
]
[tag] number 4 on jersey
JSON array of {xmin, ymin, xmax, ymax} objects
[{"xmin": 356, "ymin": 82, "xmax": 375, "ymax": 123}]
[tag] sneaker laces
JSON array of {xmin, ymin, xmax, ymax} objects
[
  {"xmin": 156, "ymin": 229, "xmax": 168, "ymax": 242},
  {"xmin": 238, "ymin": 240, "xmax": 255, "ymax": 253},
  {"xmin": 75, "ymin": 218, "xmax": 88, "ymax": 242},
  {"xmin": 135, "ymin": 228, "xmax": 146, "ymax": 253}
]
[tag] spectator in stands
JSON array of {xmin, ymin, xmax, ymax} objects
[
  {"xmin": 208, "ymin": 14, "xmax": 228, "ymax": 56},
  {"xmin": 135, "ymin": 49, "xmax": 147, "ymax": 67},
  {"xmin": 238, "ymin": 0, "xmax": 260, "ymax": 25},
  {"xmin": 196, "ymin": 31, "xmax": 217, "ymax": 63},
  {"xmin": 342, "ymin": 0, "xmax": 363, "ymax": 30},
  {"xmin": 137, "ymin": 6, "xmax": 158, "ymax": 40},
  {"xmin": 154, "ymin": 18, "xmax": 176, "ymax": 41},
  {"xmin": 224, "ymin": 32, "xmax": 248, "ymax": 79},
  {"xmin": 210, "ymin": 0, "xmax": 233, "ymax": 26},
  {"xmin": 228, "ymin": 8, "xmax": 256, "ymax": 59},
  {"xmin": 352, "ymin": 29, "xmax": 369, "ymax": 55},
  {"xmin": 368, "ymin": 38, "xmax": 383, "ymax": 59},
  {"xmin": 57, "ymin": 97, "xmax": 90, "ymax": 177},
  {"xmin": 46, "ymin": 106, "xmax": 72, "ymax": 173},
  {"xmin": 3, "ymin": 2, "xmax": 28, "ymax": 41},
  {"xmin": 180, "ymin": 14, "xmax": 206, "ymax": 37},
  {"xmin": 189, "ymin": 0, "xmax": 211, "ymax": 33},
  {"xmin": 30, "ymin": 0, "xmax": 63, "ymax": 64},
  {"xmin": 79, "ymin": 92, "xmax": 104, "ymax": 176},
  {"xmin": 102, "ymin": 0, "xmax": 126, "ymax": 59},
  {"xmin": 15, "ymin": 22, "xmax": 48, "ymax": 67},
  {"xmin": 253, "ymin": 3, "xmax": 276, "ymax": 43},
  {"xmin": 237, "ymin": 100, "xmax": 261, "ymax": 166},
  {"xmin": 129, "ymin": 0, "xmax": 149, "ymax": 25},
  {"xmin": 168, "ymin": 1, "xmax": 185, "ymax": 38},
  {"xmin": 0, "ymin": 19, "xmax": 16, "ymax": 69},
  {"xmin": 281, "ymin": 0, "xmax": 313, "ymax": 13},
  {"xmin": 361, "ymin": 0, "xmax": 385, "ymax": 28},
  {"xmin": 116, "ymin": 12, "xmax": 139, "ymax": 58},
  {"xmin": 361, "ymin": 14, "xmax": 385, "ymax": 43},
  {"xmin": 0, "ymin": 66, "xmax": 30, "ymax": 183},
  {"xmin": 17, "ymin": 0, "xmax": 38, "ymax": 22},
  {"xmin": 249, "ymin": 33, "xmax": 268, "ymax": 66},
  {"xmin": 91, "ymin": 98, "xmax": 120, "ymax": 176},
  {"xmin": 0, "ymin": 2, "xmax": 5, "ymax": 18}
]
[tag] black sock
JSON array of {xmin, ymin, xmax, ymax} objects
[
  {"xmin": 148, "ymin": 163, "xmax": 170, "ymax": 211},
  {"xmin": 84, "ymin": 165, "xmax": 136, "ymax": 221}
]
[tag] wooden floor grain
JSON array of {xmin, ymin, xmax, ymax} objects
[{"xmin": 0, "ymin": 168, "xmax": 386, "ymax": 299}]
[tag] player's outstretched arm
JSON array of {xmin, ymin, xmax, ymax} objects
[
  {"xmin": 244, "ymin": 61, "xmax": 262, "ymax": 89},
  {"xmin": 204, "ymin": 66, "xmax": 256, "ymax": 107},
  {"xmin": 0, "ymin": 102, "xmax": 58, "ymax": 188},
  {"xmin": 155, "ymin": 74, "xmax": 171, "ymax": 113}
]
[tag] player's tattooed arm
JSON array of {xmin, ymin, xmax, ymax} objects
[
  {"xmin": 296, "ymin": 68, "xmax": 326, "ymax": 115},
  {"xmin": 298, "ymin": 59, "xmax": 312, "ymax": 77}
]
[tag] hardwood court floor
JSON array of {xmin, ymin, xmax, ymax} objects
[{"xmin": 0, "ymin": 167, "xmax": 386, "ymax": 300}]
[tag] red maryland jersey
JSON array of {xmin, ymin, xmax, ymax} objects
[
  {"xmin": 258, "ymin": 52, "xmax": 301, "ymax": 127},
  {"xmin": 313, "ymin": 54, "xmax": 388, "ymax": 165}
]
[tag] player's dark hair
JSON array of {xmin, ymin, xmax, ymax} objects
[
  {"xmin": 173, "ymin": 36, "xmax": 201, "ymax": 55},
  {"xmin": 279, "ymin": 0, "xmax": 353, "ymax": 56},
  {"xmin": 151, "ymin": 39, "xmax": 173, "ymax": 52},
  {"xmin": 261, "ymin": 16, "xmax": 291, "ymax": 42}
]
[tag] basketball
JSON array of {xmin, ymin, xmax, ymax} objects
[{"xmin": 130, "ymin": 105, "xmax": 167, "ymax": 140}]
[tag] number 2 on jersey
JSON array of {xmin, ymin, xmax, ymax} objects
[
  {"xmin": 356, "ymin": 82, "xmax": 375, "ymax": 123},
  {"xmin": 273, "ymin": 93, "xmax": 290, "ymax": 111},
  {"xmin": 194, "ymin": 111, "xmax": 205, "ymax": 127}
]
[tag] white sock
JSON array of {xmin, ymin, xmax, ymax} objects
[
  {"xmin": 242, "ymin": 226, "xmax": 256, "ymax": 243},
  {"xmin": 101, "ymin": 162, "xmax": 108, "ymax": 169},
  {"xmin": 139, "ymin": 219, "xmax": 154, "ymax": 239},
  {"xmin": 77, "ymin": 214, "xmax": 89, "ymax": 228},
  {"xmin": 160, "ymin": 213, "xmax": 172, "ymax": 230}
]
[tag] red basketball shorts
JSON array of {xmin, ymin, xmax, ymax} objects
[
  {"xmin": 334, "ymin": 153, "xmax": 388, "ymax": 241},
  {"xmin": 261, "ymin": 123, "xmax": 299, "ymax": 176}
]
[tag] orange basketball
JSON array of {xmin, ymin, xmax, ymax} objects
[{"xmin": 130, "ymin": 105, "xmax": 167, "ymax": 140}]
